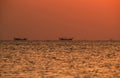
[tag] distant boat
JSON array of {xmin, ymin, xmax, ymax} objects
[
  {"xmin": 59, "ymin": 37, "xmax": 73, "ymax": 41},
  {"xmin": 14, "ymin": 38, "xmax": 27, "ymax": 41}
]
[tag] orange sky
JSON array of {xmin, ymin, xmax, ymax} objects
[{"xmin": 0, "ymin": 0, "xmax": 120, "ymax": 40}]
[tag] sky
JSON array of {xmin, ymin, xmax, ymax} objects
[{"xmin": 0, "ymin": 0, "xmax": 120, "ymax": 40}]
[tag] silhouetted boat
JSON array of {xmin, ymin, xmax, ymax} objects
[
  {"xmin": 59, "ymin": 37, "xmax": 73, "ymax": 41},
  {"xmin": 14, "ymin": 38, "xmax": 27, "ymax": 41}
]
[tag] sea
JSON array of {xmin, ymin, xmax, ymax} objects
[
  {"xmin": 0, "ymin": 40, "xmax": 120, "ymax": 52},
  {"xmin": 0, "ymin": 40, "xmax": 120, "ymax": 78}
]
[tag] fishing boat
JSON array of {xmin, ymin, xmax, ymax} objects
[
  {"xmin": 14, "ymin": 38, "xmax": 27, "ymax": 41},
  {"xmin": 59, "ymin": 37, "xmax": 73, "ymax": 41}
]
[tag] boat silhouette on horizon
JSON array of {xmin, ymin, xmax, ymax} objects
[
  {"xmin": 14, "ymin": 38, "xmax": 27, "ymax": 41},
  {"xmin": 59, "ymin": 37, "xmax": 73, "ymax": 41}
]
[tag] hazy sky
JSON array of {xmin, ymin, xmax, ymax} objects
[{"xmin": 0, "ymin": 0, "xmax": 120, "ymax": 40}]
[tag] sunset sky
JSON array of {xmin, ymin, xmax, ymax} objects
[{"xmin": 0, "ymin": 0, "xmax": 120, "ymax": 40}]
